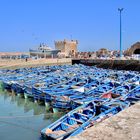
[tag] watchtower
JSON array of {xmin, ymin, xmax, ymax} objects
[{"xmin": 55, "ymin": 39, "xmax": 78, "ymax": 57}]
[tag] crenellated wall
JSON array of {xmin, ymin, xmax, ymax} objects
[{"xmin": 55, "ymin": 39, "xmax": 78, "ymax": 57}]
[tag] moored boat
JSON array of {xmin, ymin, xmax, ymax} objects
[{"xmin": 41, "ymin": 101, "xmax": 96, "ymax": 139}]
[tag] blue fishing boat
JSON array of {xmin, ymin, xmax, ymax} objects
[
  {"xmin": 123, "ymin": 85, "xmax": 140, "ymax": 104},
  {"xmin": 100, "ymin": 84, "xmax": 130, "ymax": 100},
  {"xmin": 69, "ymin": 100, "xmax": 130, "ymax": 138},
  {"xmin": 41, "ymin": 101, "xmax": 96, "ymax": 140},
  {"xmin": 70, "ymin": 81, "xmax": 114, "ymax": 108},
  {"xmin": 41, "ymin": 100, "xmax": 129, "ymax": 140},
  {"xmin": 2, "ymin": 77, "xmax": 17, "ymax": 91},
  {"xmin": 0, "ymin": 63, "xmax": 140, "ymax": 140}
]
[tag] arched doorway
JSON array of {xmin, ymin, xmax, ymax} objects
[{"xmin": 134, "ymin": 49, "xmax": 140, "ymax": 54}]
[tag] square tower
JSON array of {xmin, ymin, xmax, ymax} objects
[{"xmin": 55, "ymin": 39, "xmax": 78, "ymax": 57}]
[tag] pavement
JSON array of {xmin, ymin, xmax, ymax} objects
[{"xmin": 69, "ymin": 102, "xmax": 140, "ymax": 140}]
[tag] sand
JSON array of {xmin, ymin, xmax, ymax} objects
[{"xmin": 0, "ymin": 58, "xmax": 71, "ymax": 69}]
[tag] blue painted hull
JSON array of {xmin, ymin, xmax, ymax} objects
[
  {"xmin": 41, "ymin": 100, "xmax": 129, "ymax": 139},
  {"xmin": 3, "ymin": 81, "xmax": 12, "ymax": 90}
]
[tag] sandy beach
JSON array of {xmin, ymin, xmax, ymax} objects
[{"xmin": 0, "ymin": 58, "xmax": 71, "ymax": 69}]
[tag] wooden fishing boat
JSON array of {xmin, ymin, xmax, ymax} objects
[
  {"xmin": 123, "ymin": 85, "xmax": 140, "ymax": 104},
  {"xmin": 70, "ymin": 81, "xmax": 114, "ymax": 108},
  {"xmin": 41, "ymin": 99, "xmax": 129, "ymax": 140},
  {"xmin": 50, "ymin": 78, "xmax": 96, "ymax": 109},
  {"xmin": 41, "ymin": 101, "xmax": 96, "ymax": 140},
  {"xmin": 69, "ymin": 100, "xmax": 130, "ymax": 138},
  {"xmin": 100, "ymin": 84, "xmax": 130, "ymax": 100}
]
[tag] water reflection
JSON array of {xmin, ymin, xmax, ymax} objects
[
  {"xmin": 10, "ymin": 93, "xmax": 16, "ymax": 102},
  {"xmin": 16, "ymin": 96, "xmax": 26, "ymax": 107},
  {"xmin": 33, "ymin": 103, "xmax": 45, "ymax": 115},
  {"xmin": 0, "ymin": 89, "xmax": 65, "ymax": 140},
  {"xmin": 23, "ymin": 98, "xmax": 34, "ymax": 113},
  {"xmin": 1, "ymin": 90, "xmax": 65, "ymax": 118},
  {"xmin": 3, "ymin": 90, "xmax": 10, "ymax": 100},
  {"xmin": 43, "ymin": 111, "xmax": 65, "ymax": 121}
]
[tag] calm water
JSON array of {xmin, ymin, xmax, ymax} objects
[{"xmin": 0, "ymin": 89, "xmax": 65, "ymax": 140}]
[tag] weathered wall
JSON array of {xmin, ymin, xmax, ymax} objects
[
  {"xmin": 72, "ymin": 59, "xmax": 140, "ymax": 71},
  {"xmin": 125, "ymin": 42, "xmax": 140, "ymax": 56},
  {"xmin": 55, "ymin": 40, "xmax": 78, "ymax": 56}
]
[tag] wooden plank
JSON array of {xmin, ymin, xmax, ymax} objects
[
  {"xmin": 62, "ymin": 122, "xmax": 79, "ymax": 129},
  {"xmin": 70, "ymin": 117, "xmax": 83, "ymax": 124},
  {"xmin": 77, "ymin": 113, "xmax": 89, "ymax": 118},
  {"xmin": 84, "ymin": 108, "xmax": 93, "ymax": 112}
]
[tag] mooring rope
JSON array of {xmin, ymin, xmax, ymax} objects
[
  {"xmin": 0, "ymin": 111, "xmax": 64, "ymax": 133},
  {"xmin": 0, "ymin": 120, "xmax": 39, "ymax": 132},
  {"xmin": 0, "ymin": 114, "xmax": 44, "ymax": 119},
  {"xmin": 0, "ymin": 111, "xmax": 61, "ymax": 119}
]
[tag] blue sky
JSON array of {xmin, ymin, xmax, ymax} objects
[{"xmin": 0, "ymin": 0, "xmax": 140, "ymax": 52}]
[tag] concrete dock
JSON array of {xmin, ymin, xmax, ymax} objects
[
  {"xmin": 72, "ymin": 59, "xmax": 140, "ymax": 71},
  {"xmin": 69, "ymin": 102, "xmax": 140, "ymax": 140}
]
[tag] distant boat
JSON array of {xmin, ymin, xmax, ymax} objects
[{"xmin": 29, "ymin": 43, "xmax": 60, "ymax": 58}]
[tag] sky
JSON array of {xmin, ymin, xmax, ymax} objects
[{"xmin": 0, "ymin": 0, "xmax": 140, "ymax": 52}]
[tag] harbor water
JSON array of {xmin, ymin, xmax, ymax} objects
[{"xmin": 0, "ymin": 89, "xmax": 65, "ymax": 140}]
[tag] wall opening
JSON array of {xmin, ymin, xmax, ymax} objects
[{"xmin": 134, "ymin": 49, "xmax": 140, "ymax": 54}]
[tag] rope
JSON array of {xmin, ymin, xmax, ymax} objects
[
  {"xmin": 0, "ymin": 111, "xmax": 64, "ymax": 119},
  {"xmin": 0, "ymin": 120, "xmax": 38, "ymax": 132},
  {"xmin": 0, "ymin": 113, "xmax": 51, "ymax": 119}
]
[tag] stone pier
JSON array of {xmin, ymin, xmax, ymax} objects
[
  {"xmin": 72, "ymin": 59, "xmax": 140, "ymax": 71},
  {"xmin": 69, "ymin": 102, "xmax": 140, "ymax": 140}
]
